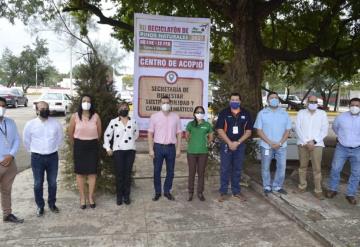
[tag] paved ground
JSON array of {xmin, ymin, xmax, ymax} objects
[
  {"xmin": 0, "ymin": 153, "xmax": 324, "ymax": 247},
  {"xmin": 245, "ymin": 162, "xmax": 360, "ymax": 247}
]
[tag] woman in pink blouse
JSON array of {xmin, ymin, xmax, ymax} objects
[{"xmin": 68, "ymin": 95, "xmax": 102, "ymax": 209}]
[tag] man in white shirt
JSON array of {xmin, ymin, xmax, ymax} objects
[
  {"xmin": 23, "ymin": 101, "xmax": 63, "ymax": 217},
  {"xmin": 295, "ymin": 95, "xmax": 328, "ymax": 199}
]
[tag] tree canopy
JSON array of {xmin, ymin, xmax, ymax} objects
[{"xmin": 2, "ymin": 0, "xmax": 360, "ymax": 112}]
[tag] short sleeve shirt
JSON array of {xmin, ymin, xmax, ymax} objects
[
  {"xmin": 186, "ymin": 120, "xmax": 213, "ymax": 154},
  {"xmin": 148, "ymin": 111, "xmax": 182, "ymax": 144},
  {"xmin": 254, "ymin": 107, "xmax": 292, "ymax": 148},
  {"xmin": 215, "ymin": 107, "xmax": 253, "ymax": 141}
]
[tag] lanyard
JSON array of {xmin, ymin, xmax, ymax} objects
[{"xmin": 0, "ymin": 119, "xmax": 7, "ymax": 138}]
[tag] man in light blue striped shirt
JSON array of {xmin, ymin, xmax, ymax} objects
[
  {"xmin": 326, "ymin": 97, "xmax": 360, "ymax": 205},
  {"xmin": 0, "ymin": 97, "xmax": 23, "ymax": 223}
]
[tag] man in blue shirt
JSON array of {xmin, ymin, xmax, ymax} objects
[
  {"xmin": 0, "ymin": 97, "xmax": 23, "ymax": 223},
  {"xmin": 326, "ymin": 97, "xmax": 360, "ymax": 205},
  {"xmin": 254, "ymin": 92, "xmax": 292, "ymax": 196},
  {"xmin": 215, "ymin": 93, "xmax": 253, "ymax": 202}
]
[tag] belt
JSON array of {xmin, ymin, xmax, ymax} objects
[
  {"xmin": 32, "ymin": 151, "xmax": 57, "ymax": 156},
  {"xmin": 346, "ymin": 146, "xmax": 360, "ymax": 149},
  {"xmin": 154, "ymin": 143, "xmax": 175, "ymax": 146}
]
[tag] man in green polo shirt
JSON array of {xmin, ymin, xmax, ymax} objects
[{"xmin": 186, "ymin": 106, "xmax": 214, "ymax": 201}]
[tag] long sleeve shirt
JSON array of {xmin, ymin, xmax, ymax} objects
[
  {"xmin": 23, "ymin": 117, "xmax": 64, "ymax": 154},
  {"xmin": 332, "ymin": 111, "xmax": 360, "ymax": 148},
  {"xmin": 295, "ymin": 109, "xmax": 329, "ymax": 147},
  {"xmin": 103, "ymin": 117, "xmax": 139, "ymax": 151},
  {"xmin": 0, "ymin": 117, "xmax": 20, "ymax": 161}
]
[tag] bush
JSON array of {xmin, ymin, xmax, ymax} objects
[{"xmin": 63, "ymin": 55, "xmax": 119, "ymax": 193}]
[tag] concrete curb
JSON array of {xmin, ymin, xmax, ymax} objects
[{"xmin": 243, "ymin": 173, "xmax": 344, "ymax": 247}]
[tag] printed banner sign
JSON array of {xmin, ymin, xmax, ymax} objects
[{"xmin": 134, "ymin": 13, "xmax": 210, "ymax": 131}]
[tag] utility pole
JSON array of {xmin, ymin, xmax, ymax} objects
[{"xmin": 35, "ymin": 62, "xmax": 38, "ymax": 88}]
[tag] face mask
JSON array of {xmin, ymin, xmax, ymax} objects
[
  {"xmin": 230, "ymin": 101, "xmax": 240, "ymax": 109},
  {"xmin": 350, "ymin": 106, "xmax": 360, "ymax": 115},
  {"xmin": 269, "ymin": 98, "xmax": 279, "ymax": 108},
  {"xmin": 161, "ymin": 103, "xmax": 171, "ymax": 112},
  {"xmin": 119, "ymin": 109, "xmax": 129, "ymax": 117},
  {"xmin": 308, "ymin": 103, "xmax": 318, "ymax": 111},
  {"xmin": 195, "ymin": 113, "xmax": 205, "ymax": 120},
  {"xmin": 0, "ymin": 107, "xmax": 6, "ymax": 117},
  {"xmin": 82, "ymin": 102, "xmax": 91, "ymax": 111},
  {"xmin": 39, "ymin": 109, "xmax": 50, "ymax": 119}
]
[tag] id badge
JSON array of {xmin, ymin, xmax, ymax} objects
[{"xmin": 232, "ymin": 126, "xmax": 239, "ymax": 134}]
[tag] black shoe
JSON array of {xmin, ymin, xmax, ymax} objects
[
  {"xmin": 345, "ymin": 196, "xmax": 357, "ymax": 205},
  {"xmin": 37, "ymin": 207, "xmax": 44, "ymax": 217},
  {"xmin": 164, "ymin": 193, "xmax": 175, "ymax": 201},
  {"xmin": 89, "ymin": 203, "xmax": 96, "ymax": 209},
  {"xmin": 117, "ymin": 197, "xmax": 123, "ymax": 206},
  {"xmin": 198, "ymin": 193, "xmax": 205, "ymax": 201},
  {"xmin": 152, "ymin": 193, "xmax": 161, "ymax": 201},
  {"xmin": 124, "ymin": 197, "xmax": 131, "ymax": 205},
  {"xmin": 3, "ymin": 214, "xmax": 24, "ymax": 223},
  {"xmin": 49, "ymin": 205, "xmax": 60, "ymax": 213},
  {"xmin": 274, "ymin": 188, "xmax": 288, "ymax": 195},
  {"xmin": 264, "ymin": 189, "xmax": 272, "ymax": 196},
  {"xmin": 188, "ymin": 193, "xmax": 193, "ymax": 201}
]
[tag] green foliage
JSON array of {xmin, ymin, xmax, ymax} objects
[
  {"xmin": 63, "ymin": 55, "xmax": 119, "ymax": 193},
  {"xmin": 0, "ymin": 38, "xmax": 60, "ymax": 91},
  {"xmin": 121, "ymin": 74, "xmax": 133, "ymax": 89}
]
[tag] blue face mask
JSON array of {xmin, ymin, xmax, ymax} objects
[
  {"xmin": 269, "ymin": 98, "xmax": 279, "ymax": 107},
  {"xmin": 230, "ymin": 101, "xmax": 240, "ymax": 109}
]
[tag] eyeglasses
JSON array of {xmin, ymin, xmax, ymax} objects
[{"xmin": 308, "ymin": 101, "xmax": 318, "ymax": 104}]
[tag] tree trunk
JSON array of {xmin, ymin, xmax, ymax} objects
[
  {"xmin": 214, "ymin": 1, "xmax": 262, "ymax": 117},
  {"xmin": 301, "ymin": 87, "xmax": 313, "ymax": 103}
]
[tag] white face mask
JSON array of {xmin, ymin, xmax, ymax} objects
[
  {"xmin": 81, "ymin": 102, "xmax": 91, "ymax": 111},
  {"xmin": 350, "ymin": 106, "xmax": 360, "ymax": 115},
  {"xmin": 195, "ymin": 113, "xmax": 205, "ymax": 120},
  {"xmin": 308, "ymin": 103, "xmax": 318, "ymax": 111},
  {"xmin": 161, "ymin": 103, "xmax": 171, "ymax": 112},
  {"xmin": 0, "ymin": 106, "xmax": 6, "ymax": 117}
]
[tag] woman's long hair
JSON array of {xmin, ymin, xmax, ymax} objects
[
  {"xmin": 77, "ymin": 94, "xmax": 95, "ymax": 120},
  {"xmin": 193, "ymin": 106, "xmax": 205, "ymax": 127}
]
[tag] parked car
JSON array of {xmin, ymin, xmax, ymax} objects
[
  {"xmin": 278, "ymin": 94, "xmax": 305, "ymax": 110},
  {"xmin": 33, "ymin": 91, "xmax": 71, "ymax": 115},
  {"xmin": 0, "ymin": 87, "xmax": 28, "ymax": 108}
]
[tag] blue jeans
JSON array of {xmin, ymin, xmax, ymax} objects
[
  {"xmin": 31, "ymin": 152, "xmax": 59, "ymax": 208},
  {"xmin": 153, "ymin": 143, "xmax": 176, "ymax": 194},
  {"xmin": 219, "ymin": 143, "xmax": 246, "ymax": 195},
  {"xmin": 328, "ymin": 144, "xmax": 360, "ymax": 196},
  {"xmin": 260, "ymin": 147, "xmax": 287, "ymax": 191}
]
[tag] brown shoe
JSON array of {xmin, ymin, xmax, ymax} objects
[
  {"xmin": 218, "ymin": 194, "xmax": 226, "ymax": 202},
  {"xmin": 314, "ymin": 192, "xmax": 324, "ymax": 200},
  {"xmin": 325, "ymin": 190, "xmax": 337, "ymax": 198},
  {"xmin": 233, "ymin": 193, "xmax": 247, "ymax": 202},
  {"xmin": 298, "ymin": 187, "xmax": 306, "ymax": 193},
  {"xmin": 345, "ymin": 196, "xmax": 357, "ymax": 205}
]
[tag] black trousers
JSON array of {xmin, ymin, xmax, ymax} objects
[{"xmin": 113, "ymin": 150, "xmax": 136, "ymax": 199}]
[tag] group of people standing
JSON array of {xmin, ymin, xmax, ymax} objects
[{"xmin": 0, "ymin": 92, "xmax": 359, "ymax": 224}]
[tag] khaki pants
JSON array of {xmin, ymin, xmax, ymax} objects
[
  {"xmin": 0, "ymin": 160, "xmax": 17, "ymax": 217},
  {"xmin": 298, "ymin": 146, "xmax": 323, "ymax": 193}
]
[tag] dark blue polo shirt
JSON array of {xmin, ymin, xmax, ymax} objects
[{"xmin": 215, "ymin": 107, "xmax": 253, "ymax": 141}]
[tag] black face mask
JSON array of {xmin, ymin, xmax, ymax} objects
[
  {"xmin": 39, "ymin": 109, "xmax": 50, "ymax": 118},
  {"xmin": 119, "ymin": 109, "xmax": 129, "ymax": 117}
]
